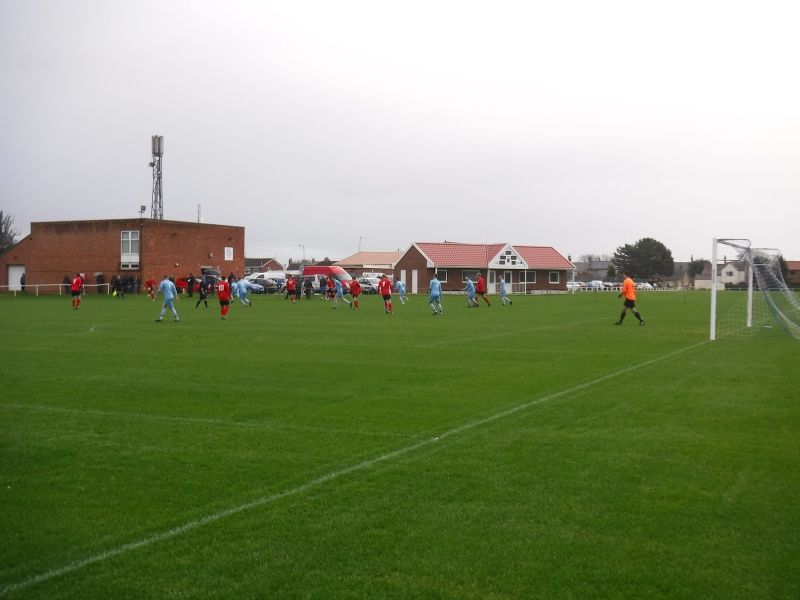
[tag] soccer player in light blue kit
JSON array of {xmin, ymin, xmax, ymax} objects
[
  {"xmin": 332, "ymin": 278, "xmax": 351, "ymax": 309},
  {"xmin": 394, "ymin": 277, "xmax": 407, "ymax": 304},
  {"xmin": 155, "ymin": 275, "xmax": 179, "ymax": 322},
  {"xmin": 499, "ymin": 278, "xmax": 513, "ymax": 306},
  {"xmin": 429, "ymin": 273, "xmax": 443, "ymax": 315},
  {"xmin": 237, "ymin": 278, "xmax": 252, "ymax": 308},
  {"xmin": 464, "ymin": 277, "xmax": 477, "ymax": 308}
]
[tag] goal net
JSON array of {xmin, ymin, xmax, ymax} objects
[{"xmin": 710, "ymin": 238, "xmax": 800, "ymax": 340}]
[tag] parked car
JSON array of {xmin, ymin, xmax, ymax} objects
[
  {"xmin": 297, "ymin": 265, "xmax": 353, "ymax": 295},
  {"xmin": 357, "ymin": 277, "xmax": 380, "ymax": 294},
  {"xmin": 175, "ymin": 276, "xmax": 202, "ymax": 293},
  {"xmin": 301, "ymin": 265, "xmax": 353, "ymax": 284},
  {"xmin": 637, "ymin": 281, "xmax": 654, "ymax": 290},
  {"xmin": 244, "ymin": 273, "xmax": 281, "ymax": 293}
]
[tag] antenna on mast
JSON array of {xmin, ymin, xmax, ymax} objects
[{"xmin": 148, "ymin": 135, "xmax": 164, "ymax": 219}]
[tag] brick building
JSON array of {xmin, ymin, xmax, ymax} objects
[
  {"xmin": 393, "ymin": 242, "xmax": 574, "ymax": 294},
  {"xmin": 244, "ymin": 257, "xmax": 284, "ymax": 275},
  {"xmin": 0, "ymin": 218, "xmax": 244, "ymax": 293}
]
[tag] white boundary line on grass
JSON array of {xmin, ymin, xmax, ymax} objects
[{"xmin": 0, "ymin": 340, "xmax": 707, "ymax": 597}]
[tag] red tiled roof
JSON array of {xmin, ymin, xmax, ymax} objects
[
  {"xmin": 786, "ymin": 260, "xmax": 800, "ymax": 271},
  {"xmin": 414, "ymin": 242, "xmax": 572, "ymax": 269},
  {"xmin": 514, "ymin": 246, "xmax": 574, "ymax": 269},
  {"xmin": 336, "ymin": 251, "xmax": 404, "ymax": 267},
  {"xmin": 416, "ymin": 242, "xmax": 505, "ymax": 267}
]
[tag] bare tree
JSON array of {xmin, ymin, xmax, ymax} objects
[{"xmin": 0, "ymin": 211, "xmax": 18, "ymax": 255}]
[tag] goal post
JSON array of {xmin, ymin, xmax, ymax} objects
[{"xmin": 710, "ymin": 237, "xmax": 800, "ymax": 341}]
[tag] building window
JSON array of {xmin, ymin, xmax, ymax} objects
[
  {"xmin": 498, "ymin": 250, "xmax": 518, "ymax": 266},
  {"xmin": 549, "ymin": 271, "xmax": 560, "ymax": 284},
  {"xmin": 121, "ymin": 230, "xmax": 139, "ymax": 253},
  {"xmin": 436, "ymin": 269, "xmax": 448, "ymax": 282},
  {"xmin": 520, "ymin": 270, "xmax": 536, "ymax": 283},
  {"xmin": 121, "ymin": 230, "xmax": 140, "ymax": 270}
]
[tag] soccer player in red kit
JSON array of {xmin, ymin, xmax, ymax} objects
[
  {"xmin": 70, "ymin": 272, "xmax": 84, "ymax": 309},
  {"xmin": 349, "ymin": 277, "xmax": 361, "ymax": 310},
  {"xmin": 285, "ymin": 275, "xmax": 297, "ymax": 303},
  {"xmin": 216, "ymin": 278, "xmax": 232, "ymax": 319},
  {"xmin": 326, "ymin": 276, "xmax": 336, "ymax": 300},
  {"xmin": 475, "ymin": 272, "xmax": 491, "ymax": 306},
  {"xmin": 144, "ymin": 277, "xmax": 157, "ymax": 301},
  {"xmin": 377, "ymin": 274, "xmax": 393, "ymax": 314}
]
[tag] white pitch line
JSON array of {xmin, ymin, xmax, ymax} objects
[
  {"xmin": 0, "ymin": 404, "xmax": 414, "ymax": 439},
  {"xmin": 0, "ymin": 340, "xmax": 707, "ymax": 597}
]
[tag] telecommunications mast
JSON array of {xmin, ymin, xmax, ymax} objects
[{"xmin": 148, "ymin": 135, "xmax": 164, "ymax": 219}]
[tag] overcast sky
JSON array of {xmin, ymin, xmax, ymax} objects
[{"xmin": 2, "ymin": 0, "xmax": 798, "ymax": 265}]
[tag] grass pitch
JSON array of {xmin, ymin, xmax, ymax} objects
[{"xmin": 1, "ymin": 290, "xmax": 799, "ymax": 598}]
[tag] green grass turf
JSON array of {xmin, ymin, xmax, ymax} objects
[{"xmin": 1, "ymin": 290, "xmax": 798, "ymax": 598}]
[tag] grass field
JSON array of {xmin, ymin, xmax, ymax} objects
[{"xmin": 1, "ymin": 290, "xmax": 799, "ymax": 598}]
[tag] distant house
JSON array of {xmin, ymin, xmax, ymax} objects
[
  {"xmin": 786, "ymin": 261, "xmax": 800, "ymax": 287},
  {"xmin": 718, "ymin": 261, "xmax": 747, "ymax": 286},
  {"xmin": 694, "ymin": 261, "xmax": 746, "ymax": 290},
  {"xmin": 662, "ymin": 261, "xmax": 694, "ymax": 289},
  {"xmin": 572, "ymin": 260, "xmax": 611, "ymax": 282},
  {"xmin": 335, "ymin": 251, "xmax": 404, "ymax": 278},
  {"xmin": 244, "ymin": 257, "xmax": 284, "ymax": 275},
  {"xmin": 393, "ymin": 241, "xmax": 574, "ymax": 294}
]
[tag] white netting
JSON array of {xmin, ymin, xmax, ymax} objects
[{"xmin": 714, "ymin": 239, "xmax": 800, "ymax": 340}]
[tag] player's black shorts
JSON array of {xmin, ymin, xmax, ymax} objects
[
  {"xmin": 624, "ymin": 299, "xmax": 636, "ymax": 308},
  {"xmin": 71, "ymin": 290, "xmax": 81, "ymax": 297},
  {"xmin": 382, "ymin": 294, "xmax": 392, "ymax": 301},
  {"xmin": 219, "ymin": 300, "xmax": 229, "ymax": 306}
]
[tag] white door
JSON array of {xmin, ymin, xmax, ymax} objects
[
  {"xmin": 411, "ymin": 269, "xmax": 418, "ymax": 294},
  {"xmin": 400, "ymin": 269, "xmax": 407, "ymax": 289},
  {"xmin": 8, "ymin": 265, "xmax": 25, "ymax": 291}
]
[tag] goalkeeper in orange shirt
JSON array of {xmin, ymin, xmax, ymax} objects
[{"xmin": 615, "ymin": 272, "xmax": 645, "ymax": 326}]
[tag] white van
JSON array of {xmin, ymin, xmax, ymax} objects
[{"xmin": 244, "ymin": 271, "xmax": 286, "ymax": 293}]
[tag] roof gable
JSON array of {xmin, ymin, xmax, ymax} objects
[{"xmin": 488, "ymin": 244, "xmax": 528, "ymax": 269}]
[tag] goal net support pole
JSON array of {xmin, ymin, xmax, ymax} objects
[
  {"xmin": 710, "ymin": 238, "xmax": 754, "ymax": 341},
  {"xmin": 710, "ymin": 238, "xmax": 718, "ymax": 341}
]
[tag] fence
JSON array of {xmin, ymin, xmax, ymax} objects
[{"xmin": 0, "ymin": 283, "xmax": 112, "ymax": 296}]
